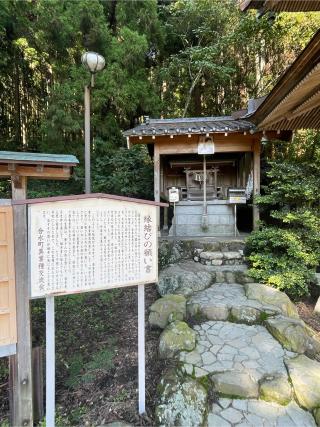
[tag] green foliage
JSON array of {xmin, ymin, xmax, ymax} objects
[
  {"xmin": 0, "ymin": 0, "xmax": 161, "ymax": 199},
  {"xmin": 37, "ymin": 407, "xmax": 83, "ymax": 427},
  {"xmin": 246, "ymin": 133, "xmax": 320, "ymax": 299},
  {"xmin": 157, "ymin": 0, "xmax": 320, "ymax": 117},
  {"xmin": 92, "ymin": 144, "xmax": 153, "ymax": 199},
  {"xmin": 246, "ymin": 227, "xmax": 315, "ymax": 298},
  {"xmin": 66, "ymin": 347, "xmax": 115, "ymax": 389},
  {"xmin": 1, "ymin": 1, "xmax": 320, "ymax": 199}
]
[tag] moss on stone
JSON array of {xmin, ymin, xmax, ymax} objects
[
  {"xmin": 155, "ymin": 369, "xmax": 208, "ymax": 427},
  {"xmin": 259, "ymin": 374, "xmax": 292, "ymax": 406},
  {"xmin": 159, "ymin": 320, "xmax": 196, "ymax": 359},
  {"xmin": 149, "ymin": 294, "xmax": 187, "ymax": 329}
]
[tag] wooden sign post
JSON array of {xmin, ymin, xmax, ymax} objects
[
  {"xmin": 137, "ymin": 284, "xmax": 145, "ymax": 414},
  {"xmin": 25, "ymin": 193, "xmax": 167, "ymax": 425},
  {"xmin": 228, "ymin": 188, "xmax": 247, "ymax": 237},
  {"xmin": 45, "ymin": 296, "xmax": 55, "ymax": 427},
  {"xmin": 10, "ymin": 176, "xmax": 33, "ymax": 427}
]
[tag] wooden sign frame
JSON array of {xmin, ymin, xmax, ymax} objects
[
  {"xmin": 28, "ymin": 196, "xmax": 159, "ymax": 298},
  {"xmin": 0, "ymin": 201, "xmax": 17, "ymax": 357}
]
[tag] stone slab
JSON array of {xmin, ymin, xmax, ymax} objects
[
  {"xmin": 285, "ymin": 355, "xmax": 320, "ymax": 411},
  {"xmin": 207, "ymin": 399, "xmax": 316, "ymax": 427},
  {"xmin": 187, "ymin": 283, "xmax": 281, "ymax": 323},
  {"xmin": 179, "ymin": 321, "xmax": 288, "ymax": 385}
]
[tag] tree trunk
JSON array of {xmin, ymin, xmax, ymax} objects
[{"xmin": 182, "ymin": 68, "xmax": 202, "ymax": 118}]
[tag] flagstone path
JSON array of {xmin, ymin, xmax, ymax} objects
[
  {"xmin": 179, "ymin": 321, "xmax": 290, "ymax": 383},
  {"xmin": 208, "ymin": 399, "xmax": 316, "ymax": 427},
  {"xmin": 152, "ymin": 241, "xmax": 320, "ymax": 426}
]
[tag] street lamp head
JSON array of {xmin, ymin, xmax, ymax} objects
[{"xmin": 81, "ymin": 51, "xmax": 105, "ymax": 74}]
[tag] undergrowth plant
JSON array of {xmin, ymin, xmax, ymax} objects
[{"xmin": 246, "ymin": 132, "xmax": 320, "ymax": 299}]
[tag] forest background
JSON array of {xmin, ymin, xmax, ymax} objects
[
  {"xmin": 0, "ymin": 0, "xmax": 319, "ymax": 199},
  {"xmin": 1, "ymin": 1, "xmax": 320, "ymax": 424}
]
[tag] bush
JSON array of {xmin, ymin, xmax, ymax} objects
[
  {"xmin": 246, "ymin": 227, "xmax": 316, "ymax": 298},
  {"xmin": 246, "ymin": 133, "xmax": 320, "ymax": 299}
]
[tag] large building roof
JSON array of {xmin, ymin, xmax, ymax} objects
[
  {"xmin": 240, "ymin": 0, "xmax": 320, "ymax": 12},
  {"xmin": 123, "ymin": 117, "xmax": 255, "ymax": 138}
]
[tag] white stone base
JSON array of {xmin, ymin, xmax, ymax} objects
[{"xmin": 169, "ymin": 200, "xmax": 236, "ymax": 237}]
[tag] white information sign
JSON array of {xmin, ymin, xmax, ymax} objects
[
  {"xmin": 29, "ymin": 197, "xmax": 158, "ymax": 298},
  {"xmin": 229, "ymin": 196, "xmax": 247, "ymax": 204},
  {"xmin": 169, "ymin": 187, "xmax": 179, "ymax": 203},
  {"xmin": 198, "ymin": 135, "xmax": 215, "ymax": 155}
]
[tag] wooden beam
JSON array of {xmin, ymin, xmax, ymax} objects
[
  {"xmin": 32, "ymin": 347, "xmax": 44, "ymax": 424},
  {"xmin": 10, "ymin": 176, "xmax": 33, "ymax": 427},
  {"xmin": 253, "ymin": 140, "xmax": 261, "ymax": 230},
  {"xmin": 286, "ymin": 88, "xmax": 320, "ymax": 120},
  {"xmin": 129, "ymin": 133, "xmax": 260, "ymax": 147},
  {"xmin": 154, "ymin": 145, "xmax": 160, "ymax": 233},
  {"xmin": 148, "ymin": 135, "xmax": 258, "ymax": 155},
  {"xmin": 0, "ymin": 165, "xmax": 71, "ymax": 180}
]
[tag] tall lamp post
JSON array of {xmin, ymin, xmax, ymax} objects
[{"xmin": 81, "ymin": 51, "xmax": 105, "ymax": 194}]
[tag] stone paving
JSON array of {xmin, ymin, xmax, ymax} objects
[
  {"xmin": 208, "ymin": 398, "xmax": 316, "ymax": 427},
  {"xmin": 187, "ymin": 283, "xmax": 282, "ymax": 322},
  {"xmin": 179, "ymin": 321, "xmax": 291, "ymax": 383},
  {"xmin": 154, "ymin": 252, "xmax": 320, "ymax": 426}
]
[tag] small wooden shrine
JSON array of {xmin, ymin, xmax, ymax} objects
[{"xmin": 124, "ymin": 116, "xmax": 284, "ymax": 237}]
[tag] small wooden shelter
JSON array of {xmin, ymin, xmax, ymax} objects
[
  {"xmin": 124, "ymin": 117, "xmax": 283, "ymax": 237},
  {"xmin": 0, "ymin": 151, "xmax": 78, "ymax": 427},
  {"xmin": 0, "ymin": 151, "xmax": 78, "ymax": 185}
]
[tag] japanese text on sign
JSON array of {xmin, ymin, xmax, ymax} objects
[{"xmin": 29, "ymin": 198, "xmax": 158, "ymax": 298}]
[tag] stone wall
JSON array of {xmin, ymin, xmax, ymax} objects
[{"xmin": 159, "ymin": 238, "xmax": 245, "ymax": 269}]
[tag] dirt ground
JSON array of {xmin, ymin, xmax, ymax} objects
[
  {"xmin": 55, "ymin": 284, "xmax": 164, "ymax": 426},
  {"xmin": 0, "ymin": 284, "xmax": 164, "ymax": 426},
  {"xmin": 296, "ymin": 297, "xmax": 320, "ymax": 338}
]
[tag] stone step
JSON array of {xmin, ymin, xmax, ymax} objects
[
  {"xmin": 187, "ymin": 283, "xmax": 283, "ymax": 323},
  {"xmin": 179, "ymin": 321, "xmax": 293, "ymax": 399},
  {"xmin": 157, "ymin": 261, "xmax": 254, "ymax": 297},
  {"xmin": 159, "ymin": 238, "xmax": 246, "ymax": 268},
  {"xmin": 194, "ymin": 250, "xmax": 245, "ymax": 266}
]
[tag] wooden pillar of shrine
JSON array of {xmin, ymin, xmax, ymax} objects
[
  {"xmin": 154, "ymin": 144, "xmax": 161, "ymax": 233},
  {"xmin": 253, "ymin": 139, "xmax": 261, "ymax": 229}
]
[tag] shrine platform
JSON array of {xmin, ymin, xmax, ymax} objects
[{"xmin": 168, "ymin": 200, "xmax": 236, "ymax": 237}]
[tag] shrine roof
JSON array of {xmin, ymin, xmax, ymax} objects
[
  {"xmin": 123, "ymin": 117, "xmax": 255, "ymax": 137},
  {"xmin": 0, "ymin": 151, "xmax": 79, "ymax": 166}
]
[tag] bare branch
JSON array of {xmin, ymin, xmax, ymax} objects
[{"xmin": 183, "ymin": 67, "xmax": 203, "ymax": 118}]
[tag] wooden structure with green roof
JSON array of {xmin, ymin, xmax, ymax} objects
[
  {"xmin": 0, "ymin": 151, "xmax": 78, "ymax": 182},
  {"xmin": 0, "ymin": 151, "xmax": 79, "ymax": 427}
]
